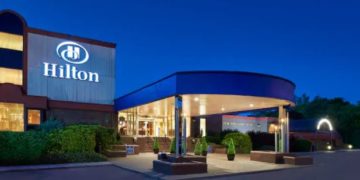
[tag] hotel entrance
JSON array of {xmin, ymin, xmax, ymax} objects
[
  {"xmin": 115, "ymin": 71, "xmax": 296, "ymax": 154},
  {"xmin": 117, "ymin": 97, "xmax": 175, "ymax": 138}
]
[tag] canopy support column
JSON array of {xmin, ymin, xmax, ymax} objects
[
  {"xmin": 175, "ymin": 95, "xmax": 183, "ymax": 157},
  {"xmin": 279, "ymin": 106, "xmax": 289, "ymax": 153}
]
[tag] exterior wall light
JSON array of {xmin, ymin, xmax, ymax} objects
[
  {"xmin": 327, "ymin": 145, "xmax": 332, "ymax": 151},
  {"xmin": 348, "ymin": 144, "xmax": 353, "ymax": 149}
]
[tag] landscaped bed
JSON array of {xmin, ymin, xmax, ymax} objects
[{"xmin": 0, "ymin": 120, "xmax": 118, "ymax": 166}]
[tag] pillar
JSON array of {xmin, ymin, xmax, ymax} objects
[
  {"xmin": 175, "ymin": 95, "xmax": 183, "ymax": 157},
  {"xmin": 278, "ymin": 106, "xmax": 289, "ymax": 153}
]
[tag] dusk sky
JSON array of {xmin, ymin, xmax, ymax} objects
[{"xmin": 2, "ymin": 0, "xmax": 360, "ymax": 103}]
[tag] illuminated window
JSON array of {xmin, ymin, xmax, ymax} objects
[
  {"xmin": 28, "ymin": 110, "xmax": 41, "ymax": 125},
  {"xmin": 0, "ymin": 67, "xmax": 23, "ymax": 85},
  {"xmin": 200, "ymin": 118, "xmax": 206, "ymax": 136},
  {"xmin": 0, "ymin": 102, "xmax": 24, "ymax": 131},
  {"xmin": 0, "ymin": 32, "xmax": 23, "ymax": 51}
]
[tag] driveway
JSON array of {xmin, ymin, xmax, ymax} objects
[
  {"xmin": 209, "ymin": 150, "xmax": 359, "ymax": 180},
  {"xmin": 0, "ymin": 165, "xmax": 151, "ymax": 180}
]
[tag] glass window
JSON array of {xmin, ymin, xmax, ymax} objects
[
  {"xmin": 28, "ymin": 109, "xmax": 41, "ymax": 125},
  {"xmin": 0, "ymin": 102, "xmax": 24, "ymax": 131},
  {"xmin": 0, "ymin": 32, "xmax": 23, "ymax": 51},
  {"xmin": 0, "ymin": 67, "xmax": 23, "ymax": 85}
]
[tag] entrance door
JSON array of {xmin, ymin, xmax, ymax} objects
[{"xmin": 138, "ymin": 118, "xmax": 154, "ymax": 136}]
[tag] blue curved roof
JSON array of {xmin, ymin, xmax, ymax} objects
[{"xmin": 115, "ymin": 71, "xmax": 296, "ymax": 111}]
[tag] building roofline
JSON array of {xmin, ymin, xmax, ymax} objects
[
  {"xmin": 26, "ymin": 27, "xmax": 116, "ymax": 48},
  {"xmin": 116, "ymin": 70, "xmax": 296, "ymax": 100}
]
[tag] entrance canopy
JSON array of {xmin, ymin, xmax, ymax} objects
[{"xmin": 115, "ymin": 71, "xmax": 295, "ymax": 114}]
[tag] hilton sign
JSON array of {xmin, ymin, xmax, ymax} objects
[{"xmin": 43, "ymin": 41, "xmax": 100, "ymax": 82}]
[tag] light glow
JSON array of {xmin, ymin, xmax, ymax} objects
[
  {"xmin": 317, "ymin": 118, "xmax": 334, "ymax": 131},
  {"xmin": 348, "ymin": 144, "xmax": 353, "ymax": 149},
  {"xmin": 0, "ymin": 32, "xmax": 23, "ymax": 51},
  {"xmin": 327, "ymin": 145, "xmax": 332, "ymax": 150},
  {"xmin": 194, "ymin": 97, "xmax": 199, "ymax": 102}
]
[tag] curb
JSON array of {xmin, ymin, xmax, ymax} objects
[
  {"xmin": 0, "ymin": 161, "xmax": 112, "ymax": 173},
  {"xmin": 111, "ymin": 163, "xmax": 161, "ymax": 179},
  {"xmin": 187, "ymin": 165, "xmax": 312, "ymax": 180}
]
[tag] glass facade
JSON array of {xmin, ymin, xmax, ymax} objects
[
  {"xmin": 0, "ymin": 102, "xmax": 24, "ymax": 131},
  {"xmin": 118, "ymin": 97, "xmax": 176, "ymax": 137}
]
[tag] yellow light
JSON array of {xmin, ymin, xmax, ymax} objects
[
  {"xmin": 249, "ymin": 104, "xmax": 254, "ymax": 107},
  {"xmin": 280, "ymin": 118, "xmax": 285, "ymax": 123},
  {"xmin": 0, "ymin": 32, "xmax": 23, "ymax": 51},
  {"xmin": 194, "ymin": 97, "xmax": 199, "ymax": 102},
  {"xmin": 348, "ymin": 144, "xmax": 353, "ymax": 149},
  {"xmin": 327, "ymin": 145, "xmax": 332, "ymax": 150}
]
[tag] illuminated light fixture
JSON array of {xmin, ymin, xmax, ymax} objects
[
  {"xmin": 221, "ymin": 107, "xmax": 225, "ymax": 112},
  {"xmin": 194, "ymin": 97, "xmax": 199, "ymax": 102},
  {"xmin": 327, "ymin": 145, "xmax": 332, "ymax": 150},
  {"xmin": 280, "ymin": 118, "xmax": 285, "ymax": 123},
  {"xmin": 249, "ymin": 104, "xmax": 254, "ymax": 107},
  {"xmin": 317, "ymin": 118, "xmax": 334, "ymax": 131},
  {"xmin": 348, "ymin": 144, "xmax": 353, "ymax": 149}
]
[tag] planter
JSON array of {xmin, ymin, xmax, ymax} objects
[
  {"xmin": 227, "ymin": 154, "xmax": 235, "ymax": 161},
  {"xmin": 201, "ymin": 151, "xmax": 208, "ymax": 156},
  {"xmin": 154, "ymin": 149, "xmax": 159, "ymax": 154}
]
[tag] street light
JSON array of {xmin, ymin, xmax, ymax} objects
[{"xmin": 316, "ymin": 118, "xmax": 334, "ymax": 151}]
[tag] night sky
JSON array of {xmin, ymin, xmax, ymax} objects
[{"xmin": 2, "ymin": 0, "xmax": 360, "ymax": 103}]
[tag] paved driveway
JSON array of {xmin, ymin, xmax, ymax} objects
[
  {"xmin": 0, "ymin": 165, "xmax": 151, "ymax": 180},
  {"xmin": 209, "ymin": 150, "xmax": 359, "ymax": 180}
]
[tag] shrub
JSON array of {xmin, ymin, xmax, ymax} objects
[
  {"xmin": 46, "ymin": 125, "xmax": 96, "ymax": 154},
  {"xmin": 248, "ymin": 131, "xmax": 274, "ymax": 150},
  {"xmin": 227, "ymin": 138, "xmax": 236, "ymax": 155},
  {"xmin": 201, "ymin": 137, "xmax": 208, "ymax": 152},
  {"xmin": 220, "ymin": 129, "xmax": 239, "ymax": 141},
  {"xmin": 169, "ymin": 138, "xmax": 176, "ymax": 153},
  {"xmin": 222, "ymin": 132, "xmax": 252, "ymax": 154},
  {"xmin": 153, "ymin": 137, "xmax": 160, "ymax": 150},
  {"xmin": 93, "ymin": 126, "xmax": 117, "ymax": 152},
  {"xmin": 194, "ymin": 139, "xmax": 202, "ymax": 155},
  {"xmin": 291, "ymin": 138, "xmax": 312, "ymax": 152},
  {"xmin": 0, "ymin": 131, "xmax": 48, "ymax": 165}
]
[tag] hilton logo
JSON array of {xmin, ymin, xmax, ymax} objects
[
  {"xmin": 43, "ymin": 41, "xmax": 99, "ymax": 83},
  {"xmin": 56, "ymin": 41, "xmax": 89, "ymax": 64}
]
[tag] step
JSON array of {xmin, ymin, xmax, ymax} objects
[
  {"xmin": 110, "ymin": 144, "xmax": 126, "ymax": 151},
  {"xmin": 103, "ymin": 150, "xmax": 127, "ymax": 158}
]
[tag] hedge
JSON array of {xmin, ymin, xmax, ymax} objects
[
  {"xmin": 0, "ymin": 124, "xmax": 116, "ymax": 165},
  {"xmin": 290, "ymin": 138, "xmax": 312, "ymax": 152},
  {"xmin": 0, "ymin": 131, "xmax": 48, "ymax": 165},
  {"xmin": 221, "ymin": 132, "xmax": 252, "ymax": 154}
]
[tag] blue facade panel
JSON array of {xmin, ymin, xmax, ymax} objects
[
  {"xmin": 115, "ymin": 75, "xmax": 177, "ymax": 110},
  {"xmin": 176, "ymin": 72, "xmax": 295, "ymax": 102},
  {"xmin": 115, "ymin": 71, "xmax": 296, "ymax": 111}
]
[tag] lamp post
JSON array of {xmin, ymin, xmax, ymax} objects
[{"xmin": 316, "ymin": 118, "xmax": 334, "ymax": 151}]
